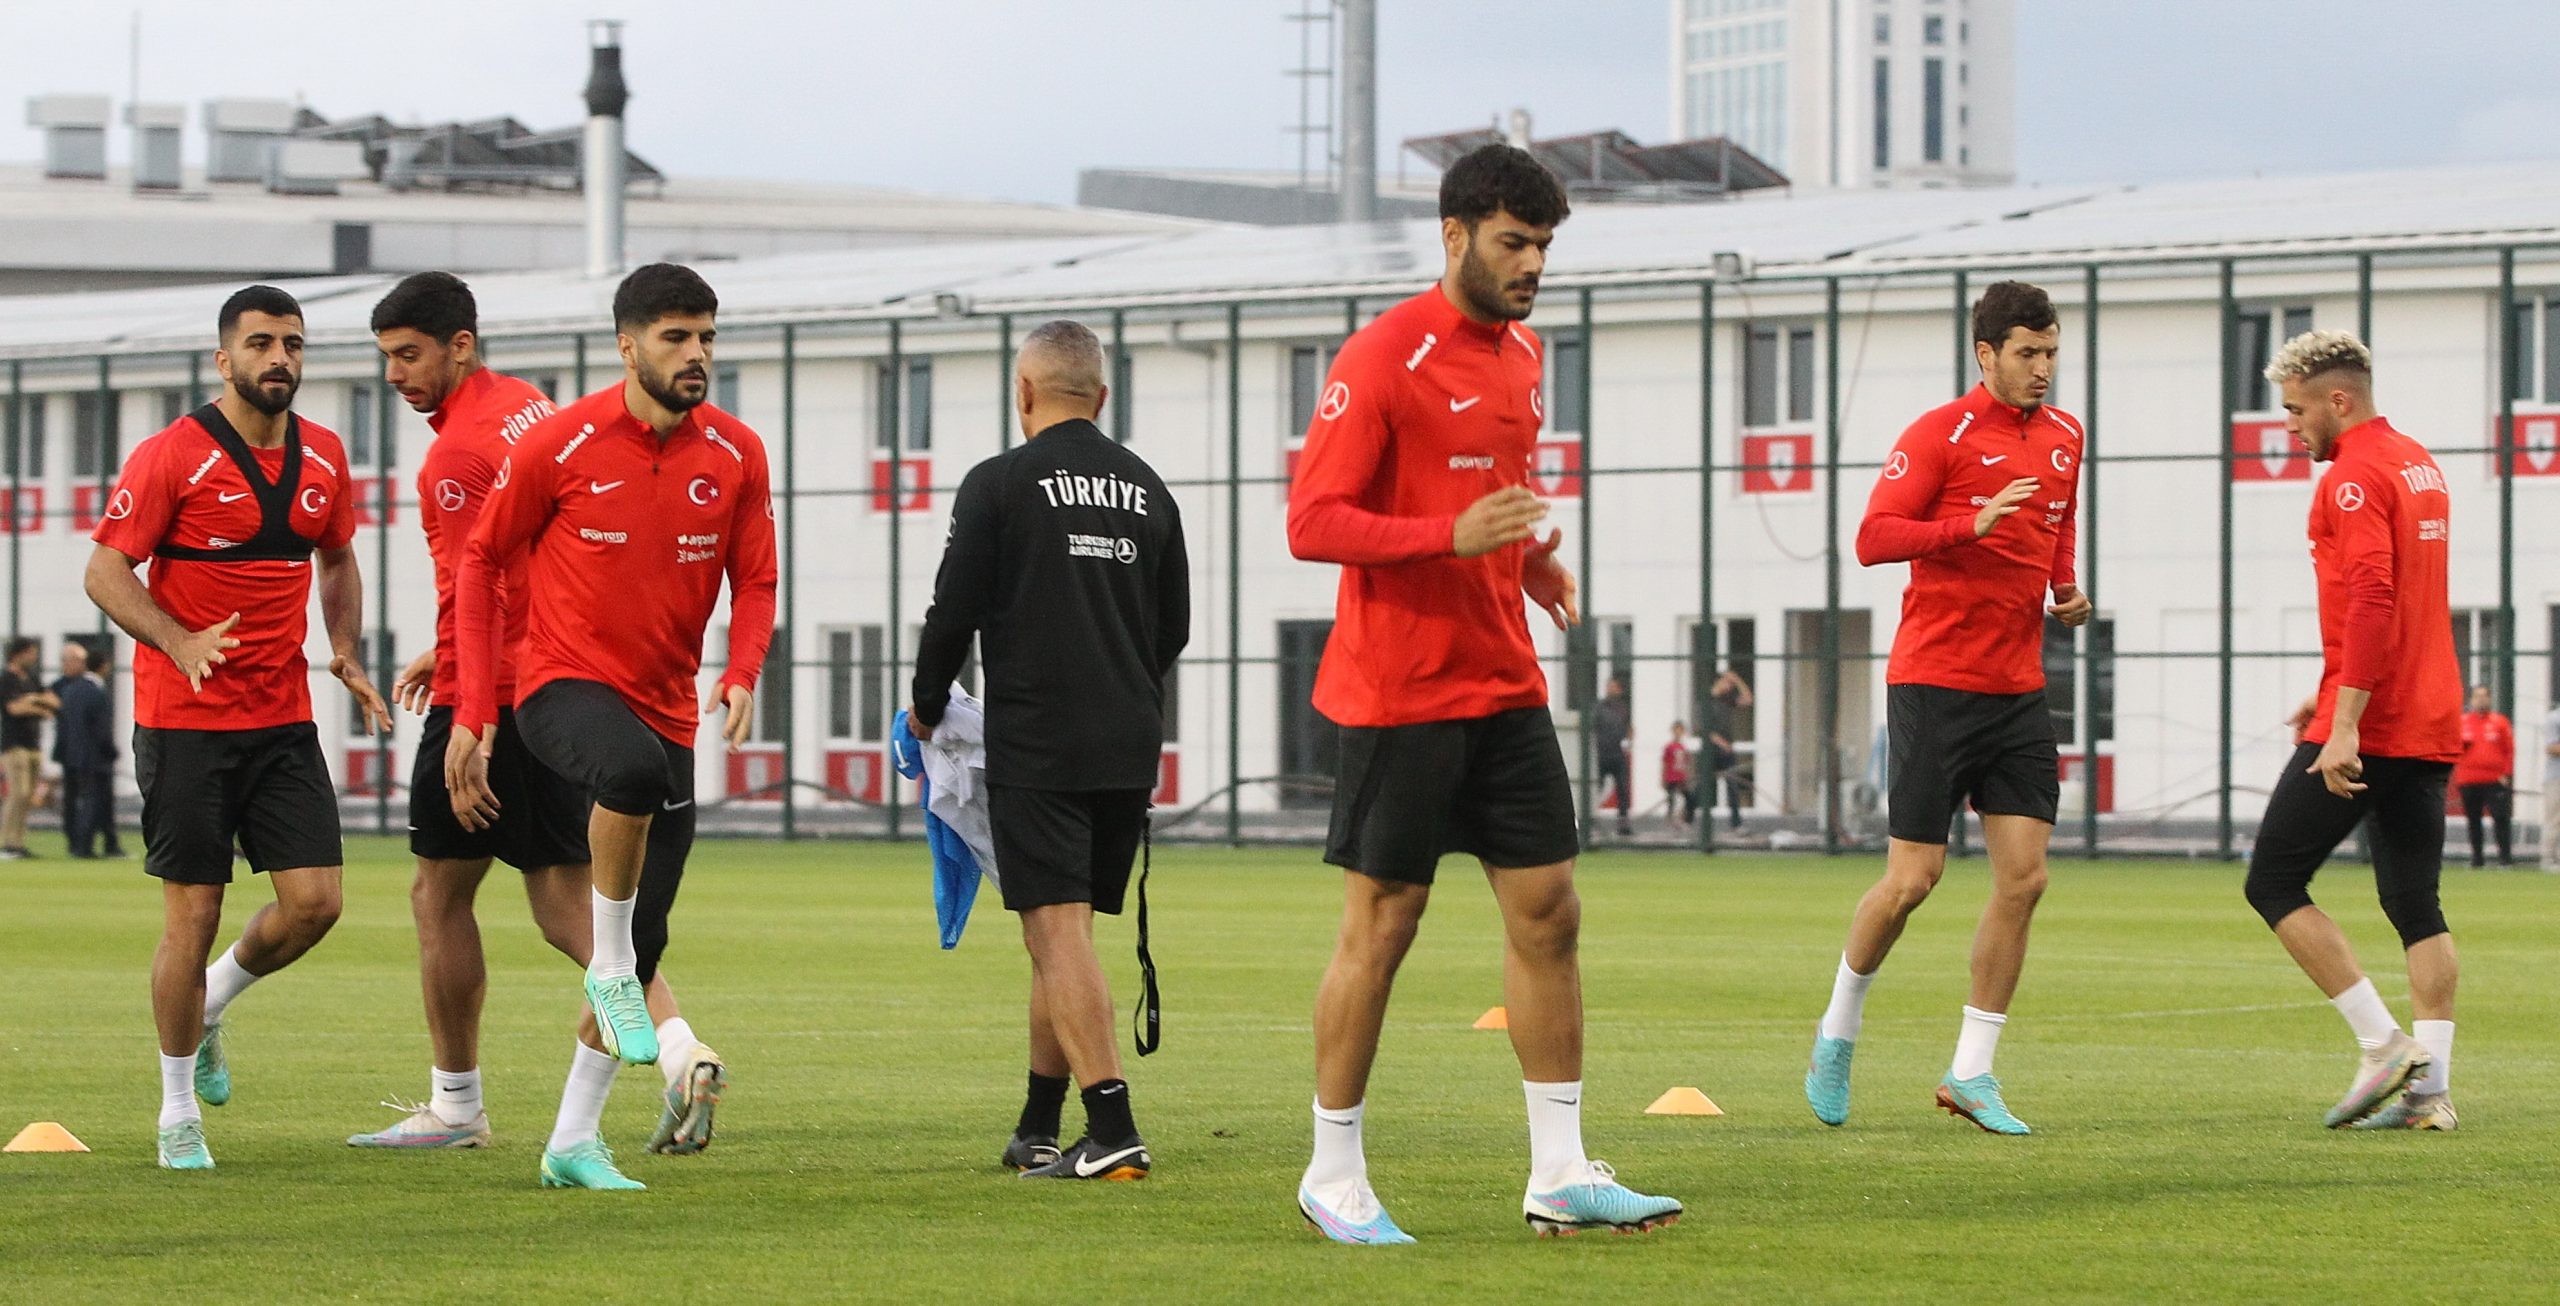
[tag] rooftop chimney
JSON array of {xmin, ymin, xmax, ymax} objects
[
  {"xmin": 27, "ymin": 95, "xmax": 111, "ymax": 179},
  {"xmin": 584, "ymin": 20, "xmax": 630, "ymax": 280},
  {"xmin": 127, "ymin": 101, "xmax": 184, "ymax": 190},
  {"xmin": 1337, "ymin": 0, "xmax": 1376, "ymax": 223},
  {"xmin": 204, "ymin": 98, "xmax": 295, "ymax": 183},
  {"xmin": 1506, "ymin": 108, "xmax": 1533, "ymax": 150}
]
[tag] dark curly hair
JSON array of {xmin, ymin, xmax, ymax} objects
[
  {"xmin": 613, "ymin": 263, "xmax": 719, "ymax": 335},
  {"xmin": 371, "ymin": 271, "xmax": 478, "ymax": 341},
  {"xmin": 1438, "ymin": 143, "xmax": 1570, "ymax": 230},
  {"xmin": 1972, "ymin": 281, "xmax": 2057, "ymax": 349}
]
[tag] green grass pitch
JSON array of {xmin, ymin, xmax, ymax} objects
[{"xmin": 4, "ymin": 838, "xmax": 2554, "ymax": 1302}]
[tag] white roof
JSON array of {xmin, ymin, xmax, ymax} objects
[{"xmin": 7, "ymin": 161, "xmax": 2559, "ymax": 359}]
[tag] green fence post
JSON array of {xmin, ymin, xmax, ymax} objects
[
  {"xmin": 2080, "ymin": 263, "xmax": 2101, "ymax": 858},
  {"xmin": 2497, "ymin": 248, "xmax": 2518, "ymax": 716},
  {"xmin": 1226, "ymin": 301, "xmax": 1244, "ymax": 845},
  {"xmin": 886, "ymin": 319, "xmax": 904, "ymax": 841},
  {"xmin": 1822, "ymin": 277, "xmax": 1843, "ymax": 852},
  {"xmin": 782, "ymin": 323, "xmax": 798, "ymax": 839},
  {"xmin": 374, "ymin": 381, "xmax": 395, "ymax": 835},
  {"xmin": 2217, "ymin": 259, "xmax": 2237, "ymax": 860},
  {"xmin": 1698, "ymin": 279, "xmax": 1716, "ymax": 854}
]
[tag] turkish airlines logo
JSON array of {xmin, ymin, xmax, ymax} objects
[
  {"xmin": 1317, "ymin": 381, "xmax": 1351, "ymax": 422},
  {"xmin": 687, "ymin": 475, "xmax": 720, "ymax": 506},
  {"xmin": 2334, "ymin": 482, "xmax": 2366, "ymax": 512},
  {"xmin": 1884, "ymin": 451, "xmax": 1910, "ymax": 480},
  {"xmin": 300, "ymin": 486, "xmax": 328, "ymax": 515},
  {"xmin": 106, "ymin": 488, "xmax": 134, "ymax": 520},
  {"xmin": 435, "ymin": 479, "xmax": 466, "ymax": 512}
]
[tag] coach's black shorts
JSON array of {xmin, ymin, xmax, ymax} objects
[
  {"xmin": 135, "ymin": 721, "xmax": 343, "ymax": 885},
  {"xmin": 410, "ymin": 706, "xmax": 592, "ymax": 871},
  {"xmin": 515, "ymin": 680, "xmax": 696, "ymax": 985},
  {"xmin": 1325, "ymin": 706, "xmax": 1580, "ymax": 885},
  {"xmin": 2244, "ymin": 742, "xmax": 2452, "ymax": 948},
  {"xmin": 990, "ymin": 785, "xmax": 1150, "ymax": 914},
  {"xmin": 1886, "ymin": 683, "xmax": 2060, "ymax": 844}
]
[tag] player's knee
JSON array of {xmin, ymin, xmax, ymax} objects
[
  {"xmin": 1505, "ymin": 886, "xmax": 1581, "ymax": 959},
  {"xmin": 1993, "ymin": 862, "xmax": 2048, "ymax": 908},
  {"xmin": 591, "ymin": 753, "xmax": 675, "ymax": 816},
  {"xmin": 2376, "ymin": 891, "xmax": 2448, "ymax": 951},
  {"xmin": 2241, "ymin": 860, "xmax": 2313, "ymax": 929},
  {"xmin": 285, "ymin": 891, "xmax": 344, "ymax": 940}
]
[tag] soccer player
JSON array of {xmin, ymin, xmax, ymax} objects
[
  {"xmin": 1803, "ymin": 280, "xmax": 2088, "ymax": 1136},
  {"xmin": 84, "ymin": 284, "xmax": 392, "ymax": 1169},
  {"xmin": 453, "ymin": 263, "xmax": 777, "ymax": 1188},
  {"xmin": 2242, "ymin": 330, "xmax": 2462, "ymax": 1131},
  {"xmin": 2451, "ymin": 685, "xmax": 2513, "ymax": 867},
  {"xmin": 1286, "ymin": 142, "xmax": 1681, "ymax": 1243},
  {"xmin": 909, "ymin": 319, "xmax": 1189, "ymax": 1182},
  {"xmin": 349, "ymin": 271, "xmax": 705, "ymax": 1151}
]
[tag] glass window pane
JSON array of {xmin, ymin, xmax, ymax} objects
[
  {"xmin": 1873, "ymin": 59, "xmax": 1890, "ymax": 170},
  {"xmin": 1745, "ymin": 326, "xmax": 1779, "ymax": 427},
  {"xmin": 73, "ymin": 392, "xmax": 103, "ymax": 479},
  {"xmin": 2234, "ymin": 311, "xmax": 2272, "ymax": 412},
  {"xmin": 1288, "ymin": 346, "xmax": 1321, "ymax": 436},
  {"xmin": 757, "ymin": 627, "xmax": 790, "ymax": 742},
  {"xmin": 1788, "ymin": 327, "xmax": 1816, "ymax": 423},
  {"xmin": 2282, "ymin": 305, "xmax": 2313, "ymax": 342},
  {"xmin": 858, "ymin": 625, "xmax": 884, "ymax": 743},
  {"xmin": 907, "ymin": 358, "xmax": 933, "ymax": 452},
  {"xmin": 715, "ymin": 365, "xmax": 741, "ymax": 414},
  {"xmin": 1549, "ymin": 334, "xmax": 1586, "ymax": 433},
  {"xmin": 2544, "ymin": 301, "xmax": 2560, "ymax": 402},
  {"xmin": 826, "ymin": 630, "xmax": 853, "ymax": 739},
  {"xmin": 2510, "ymin": 300, "xmax": 2536, "ymax": 402},
  {"xmin": 1923, "ymin": 59, "xmax": 1944, "ymax": 163}
]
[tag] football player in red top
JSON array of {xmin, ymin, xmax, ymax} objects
[
  {"xmin": 453, "ymin": 264, "xmax": 775, "ymax": 1189},
  {"xmin": 1807, "ymin": 282, "xmax": 2089, "ymax": 1138},
  {"xmin": 84, "ymin": 285, "xmax": 392, "ymax": 1170},
  {"xmin": 2452, "ymin": 685, "xmax": 2515, "ymax": 867},
  {"xmin": 1286, "ymin": 144, "xmax": 1679, "ymax": 1243},
  {"xmin": 2244, "ymin": 331, "xmax": 2463, "ymax": 1131},
  {"xmin": 348, "ymin": 272, "xmax": 700, "ymax": 1154}
]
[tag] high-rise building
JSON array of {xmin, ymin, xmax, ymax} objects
[{"xmin": 1669, "ymin": 0, "xmax": 2013, "ymax": 190}]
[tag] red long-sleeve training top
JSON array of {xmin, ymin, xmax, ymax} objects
[
  {"xmin": 2303, "ymin": 417, "xmax": 2460, "ymax": 762},
  {"xmin": 418, "ymin": 367, "xmax": 556, "ymax": 708}
]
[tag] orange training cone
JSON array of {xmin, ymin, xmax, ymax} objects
[
  {"xmin": 1644, "ymin": 1087, "xmax": 1723, "ymax": 1116},
  {"xmin": 5, "ymin": 1122, "xmax": 90, "ymax": 1152},
  {"xmin": 1473, "ymin": 1006, "xmax": 1509, "ymax": 1030}
]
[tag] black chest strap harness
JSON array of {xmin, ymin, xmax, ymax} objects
[{"xmin": 152, "ymin": 405, "xmax": 317, "ymax": 564}]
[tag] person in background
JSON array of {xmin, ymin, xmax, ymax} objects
[
  {"xmin": 2452, "ymin": 685, "xmax": 2512, "ymax": 868},
  {"xmin": 1661, "ymin": 721, "xmax": 1697, "ymax": 831},
  {"xmin": 1709, "ymin": 666, "xmax": 1753, "ymax": 831},
  {"xmin": 0, "ymin": 635, "xmax": 60, "ymax": 859},
  {"xmin": 1593, "ymin": 674, "xmax": 1634, "ymax": 837},
  {"xmin": 51, "ymin": 641, "xmax": 119, "ymax": 859}
]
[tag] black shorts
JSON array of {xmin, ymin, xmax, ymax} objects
[
  {"xmin": 514, "ymin": 680, "xmax": 696, "ymax": 984},
  {"xmin": 1886, "ymin": 683, "xmax": 2059, "ymax": 844},
  {"xmin": 990, "ymin": 785, "xmax": 1150, "ymax": 914},
  {"xmin": 1324, "ymin": 705, "xmax": 1580, "ymax": 885},
  {"xmin": 410, "ymin": 706, "xmax": 592, "ymax": 872},
  {"xmin": 135, "ymin": 721, "xmax": 343, "ymax": 885},
  {"xmin": 2244, "ymin": 742, "xmax": 2452, "ymax": 948}
]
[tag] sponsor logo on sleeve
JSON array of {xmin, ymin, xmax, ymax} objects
[
  {"xmin": 2334, "ymin": 482, "xmax": 2365, "ymax": 512},
  {"xmin": 106, "ymin": 488, "xmax": 134, "ymax": 520},
  {"xmin": 435, "ymin": 479, "xmax": 467, "ymax": 512},
  {"xmin": 1317, "ymin": 381, "xmax": 1351, "ymax": 422},
  {"xmin": 1884, "ymin": 450, "xmax": 1910, "ymax": 480}
]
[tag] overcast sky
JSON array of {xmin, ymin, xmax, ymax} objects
[{"xmin": 4, "ymin": 1, "xmax": 2557, "ymax": 204}]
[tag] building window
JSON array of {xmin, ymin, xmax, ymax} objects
[
  {"xmin": 1743, "ymin": 324, "xmax": 1817, "ymax": 428},
  {"xmin": 1110, "ymin": 348, "xmax": 1134, "ymax": 443},
  {"xmin": 2044, "ymin": 616, "xmax": 2116, "ymax": 746},
  {"xmin": 7, "ymin": 394, "xmax": 45, "ymax": 481},
  {"xmin": 1923, "ymin": 59, "xmax": 1945, "ymax": 162},
  {"xmin": 1160, "ymin": 659, "xmax": 1181, "ymax": 744},
  {"xmin": 877, "ymin": 357, "xmax": 932, "ymax": 453},
  {"xmin": 1547, "ymin": 331, "xmax": 1587, "ymax": 434},
  {"xmin": 825, "ymin": 628, "xmax": 857, "ymax": 740},
  {"xmin": 1873, "ymin": 13, "xmax": 1888, "ymax": 42},
  {"xmin": 1924, "ymin": 14, "xmax": 1944, "ymax": 44},
  {"xmin": 749, "ymin": 626, "xmax": 790, "ymax": 745},
  {"xmin": 2450, "ymin": 608, "xmax": 2510, "ymax": 695},
  {"xmin": 2233, "ymin": 305, "xmax": 2313, "ymax": 412},
  {"xmin": 72, "ymin": 391, "xmax": 111, "ymax": 479},
  {"xmin": 1873, "ymin": 59, "xmax": 1891, "ymax": 171},
  {"xmin": 344, "ymin": 383, "xmax": 377, "ymax": 469},
  {"xmin": 715, "ymin": 364, "xmax": 741, "ymax": 414},
  {"xmin": 1286, "ymin": 343, "xmax": 1334, "ymax": 437},
  {"xmin": 853, "ymin": 624, "xmax": 887, "ymax": 743},
  {"xmin": 159, "ymin": 388, "xmax": 188, "ymax": 428},
  {"xmin": 526, "ymin": 373, "xmax": 562, "ymax": 402}
]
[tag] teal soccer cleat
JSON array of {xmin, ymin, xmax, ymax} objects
[
  {"xmin": 540, "ymin": 1138, "xmax": 646, "ymax": 1191},
  {"xmin": 1937, "ymin": 1072, "xmax": 2031, "ymax": 1135},
  {"xmin": 1522, "ymin": 1161, "xmax": 1683, "ymax": 1237},
  {"xmin": 1805, "ymin": 1030, "xmax": 1854, "ymax": 1126},
  {"xmin": 584, "ymin": 969, "xmax": 658, "ymax": 1066},
  {"xmin": 1299, "ymin": 1180, "xmax": 1417, "ymax": 1246},
  {"xmin": 194, "ymin": 1022, "xmax": 230, "ymax": 1107},
  {"xmin": 157, "ymin": 1120, "xmax": 215, "ymax": 1170}
]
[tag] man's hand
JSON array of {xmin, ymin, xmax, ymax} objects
[
  {"xmin": 443, "ymin": 720, "xmax": 500, "ymax": 831},
  {"xmin": 2047, "ymin": 583, "xmax": 2093, "ymax": 627},
  {"xmin": 1453, "ymin": 486, "xmax": 1548, "ymax": 558},
  {"xmin": 2310, "ymin": 724, "xmax": 2366, "ymax": 799},
  {"xmin": 907, "ymin": 707, "xmax": 935, "ymax": 743},
  {"xmin": 705, "ymin": 683, "xmax": 755, "ymax": 753},
  {"xmin": 168, "ymin": 612, "xmax": 243, "ymax": 694},
  {"xmin": 331, "ymin": 652, "xmax": 394, "ymax": 737},
  {"xmin": 1522, "ymin": 528, "xmax": 1579, "ymax": 630},
  {"xmin": 2286, "ymin": 694, "xmax": 2319, "ymax": 735},
  {"xmin": 392, "ymin": 648, "xmax": 438, "ymax": 715},
  {"xmin": 1973, "ymin": 478, "xmax": 2040, "ymax": 539}
]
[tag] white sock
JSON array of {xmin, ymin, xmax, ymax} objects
[
  {"xmin": 159, "ymin": 1052, "xmax": 200, "ymax": 1128},
  {"xmin": 2330, "ymin": 977, "xmax": 2400, "ymax": 1051},
  {"xmin": 656, "ymin": 1017, "xmax": 699, "ymax": 1089},
  {"xmin": 1523, "ymin": 1081, "xmax": 1590, "ymax": 1192},
  {"xmin": 202, "ymin": 945, "xmax": 258, "ymax": 1025},
  {"xmin": 2410, "ymin": 1019, "xmax": 2454, "ymax": 1095},
  {"xmin": 590, "ymin": 890, "xmax": 638, "ymax": 979},
  {"xmin": 430, "ymin": 1066, "xmax": 483, "ymax": 1124},
  {"xmin": 1304, "ymin": 1097, "xmax": 1367, "ymax": 1193},
  {"xmin": 1819, "ymin": 955, "xmax": 1874, "ymax": 1042},
  {"xmin": 1950, "ymin": 1005, "xmax": 2007, "ymax": 1080},
  {"xmin": 546, "ymin": 1041, "xmax": 622, "ymax": 1152}
]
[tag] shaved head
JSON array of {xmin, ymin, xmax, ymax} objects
[{"xmin": 1018, "ymin": 319, "xmax": 1107, "ymax": 409}]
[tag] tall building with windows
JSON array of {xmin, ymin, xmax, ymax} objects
[{"xmin": 1670, "ymin": 0, "xmax": 2013, "ymax": 190}]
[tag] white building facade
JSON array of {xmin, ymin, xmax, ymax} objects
[{"xmin": 1670, "ymin": 0, "xmax": 2015, "ymax": 189}]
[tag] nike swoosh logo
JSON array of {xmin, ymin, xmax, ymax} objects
[
  {"xmin": 663, "ymin": 798, "xmax": 693, "ymax": 810},
  {"xmin": 1980, "ymin": 455, "xmax": 2007, "ymax": 465},
  {"xmin": 1449, "ymin": 396, "xmax": 1481, "ymax": 412},
  {"xmin": 1320, "ymin": 1117, "xmax": 1357, "ymax": 1127},
  {"xmin": 590, "ymin": 480, "xmax": 625, "ymax": 494},
  {"xmin": 218, "ymin": 491, "xmax": 251, "ymax": 502},
  {"xmin": 1074, "ymin": 1144, "xmax": 1145, "ymax": 1177},
  {"xmin": 1545, "ymin": 1097, "xmax": 1580, "ymax": 1107}
]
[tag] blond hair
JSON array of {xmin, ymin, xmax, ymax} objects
[{"xmin": 2264, "ymin": 329, "xmax": 2372, "ymax": 386}]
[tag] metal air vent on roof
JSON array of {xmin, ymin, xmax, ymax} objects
[
  {"xmin": 204, "ymin": 98, "xmax": 296, "ymax": 182},
  {"xmin": 27, "ymin": 94, "xmax": 111, "ymax": 179},
  {"xmin": 127, "ymin": 102, "xmax": 184, "ymax": 191},
  {"xmin": 266, "ymin": 139, "xmax": 369, "ymax": 196}
]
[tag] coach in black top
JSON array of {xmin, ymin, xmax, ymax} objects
[{"xmin": 912, "ymin": 318, "xmax": 1189, "ymax": 1183}]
